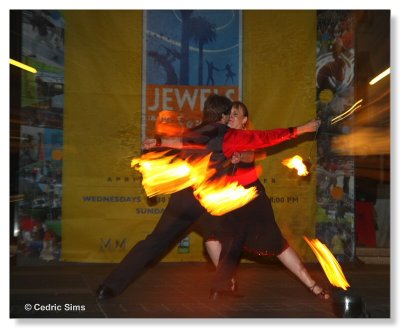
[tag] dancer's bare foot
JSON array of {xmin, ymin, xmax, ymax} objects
[
  {"xmin": 309, "ymin": 282, "xmax": 330, "ymax": 300},
  {"xmin": 230, "ymin": 278, "xmax": 238, "ymax": 292}
]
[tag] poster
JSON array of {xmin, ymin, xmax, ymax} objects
[
  {"xmin": 15, "ymin": 10, "xmax": 65, "ymax": 263},
  {"xmin": 143, "ymin": 10, "xmax": 242, "ymax": 139},
  {"xmin": 315, "ymin": 10, "xmax": 356, "ymax": 262}
]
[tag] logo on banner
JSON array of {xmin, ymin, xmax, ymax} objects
[{"xmin": 100, "ymin": 238, "xmax": 127, "ymax": 251}]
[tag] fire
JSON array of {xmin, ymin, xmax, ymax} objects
[
  {"xmin": 131, "ymin": 151, "xmax": 211, "ymax": 197},
  {"xmin": 155, "ymin": 110, "xmax": 185, "ymax": 137},
  {"xmin": 282, "ymin": 155, "xmax": 309, "ymax": 176},
  {"xmin": 131, "ymin": 151, "xmax": 258, "ymax": 215},
  {"xmin": 304, "ymin": 237, "xmax": 350, "ymax": 290},
  {"xmin": 193, "ymin": 179, "xmax": 258, "ymax": 216}
]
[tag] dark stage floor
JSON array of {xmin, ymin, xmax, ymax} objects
[{"xmin": 10, "ymin": 260, "xmax": 390, "ymax": 319}]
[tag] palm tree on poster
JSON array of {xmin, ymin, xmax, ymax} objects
[
  {"xmin": 148, "ymin": 49, "xmax": 179, "ymax": 85},
  {"xmin": 179, "ymin": 10, "xmax": 193, "ymax": 85},
  {"xmin": 189, "ymin": 16, "xmax": 217, "ymax": 85}
]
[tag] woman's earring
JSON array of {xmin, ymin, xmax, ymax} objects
[{"xmin": 242, "ymin": 123, "xmax": 246, "ymax": 130}]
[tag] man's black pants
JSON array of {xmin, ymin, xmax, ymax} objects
[{"xmin": 103, "ymin": 187, "xmax": 239, "ymax": 293}]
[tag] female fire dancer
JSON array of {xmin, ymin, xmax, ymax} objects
[{"xmin": 194, "ymin": 101, "xmax": 330, "ymax": 300}]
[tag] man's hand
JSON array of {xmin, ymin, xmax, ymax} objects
[
  {"xmin": 142, "ymin": 136, "xmax": 183, "ymax": 150},
  {"xmin": 143, "ymin": 138, "xmax": 157, "ymax": 150}
]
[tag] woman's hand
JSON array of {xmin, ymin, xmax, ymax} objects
[
  {"xmin": 231, "ymin": 152, "xmax": 241, "ymax": 164},
  {"xmin": 231, "ymin": 151, "xmax": 255, "ymax": 164},
  {"xmin": 297, "ymin": 119, "xmax": 321, "ymax": 134}
]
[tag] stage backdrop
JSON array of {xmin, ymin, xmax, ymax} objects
[
  {"xmin": 62, "ymin": 10, "xmax": 318, "ymax": 263},
  {"xmin": 242, "ymin": 11, "xmax": 317, "ymax": 261}
]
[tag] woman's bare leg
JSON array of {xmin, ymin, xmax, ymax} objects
[
  {"xmin": 205, "ymin": 240, "xmax": 222, "ymax": 267},
  {"xmin": 205, "ymin": 240, "xmax": 239, "ymax": 291},
  {"xmin": 277, "ymin": 246, "xmax": 329, "ymax": 299}
]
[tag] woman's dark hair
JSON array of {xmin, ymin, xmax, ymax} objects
[{"xmin": 202, "ymin": 94, "xmax": 233, "ymax": 123}]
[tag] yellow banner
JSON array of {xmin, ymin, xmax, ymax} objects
[
  {"xmin": 243, "ymin": 10, "xmax": 317, "ymax": 261},
  {"xmin": 62, "ymin": 11, "xmax": 206, "ymax": 262},
  {"xmin": 62, "ymin": 10, "xmax": 316, "ymax": 263}
]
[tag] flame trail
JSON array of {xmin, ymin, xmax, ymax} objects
[
  {"xmin": 282, "ymin": 155, "xmax": 309, "ymax": 176},
  {"xmin": 331, "ymin": 99, "xmax": 363, "ymax": 125},
  {"xmin": 131, "ymin": 151, "xmax": 258, "ymax": 215},
  {"xmin": 193, "ymin": 179, "xmax": 258, "ymax": 216},
  {"xmin": 304, "ymin": 236, "xmax": 350, "ymax": 290},
  {"xmin": 131, "ymin": 151, "xmax": 211, "ymax": 197}
]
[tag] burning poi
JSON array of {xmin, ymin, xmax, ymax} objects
[
  {"xmin": 282, "ymin": 155, "xmax": 309, "ymax": 176},
  {"xmin": 131, "ymin": 150, "xmax": 258, "ymax": 216}
]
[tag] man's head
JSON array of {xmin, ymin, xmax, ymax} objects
[{"xmin": 202, "ymin": 94, "xmax": 232, "ymax": 124}]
